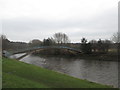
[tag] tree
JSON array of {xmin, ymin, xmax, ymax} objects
[
  {"xmin": 43, "ymin": 37, "xmax": 55, "ymax": 46},
  {"xmin": 43, "ymin": 39, "xmax": 49, "ymax": 46},
  {"xmin": 89, "ymin": 40, "xmax": 97, "ymax": 52},
  {"xmin": 81, "ymin": 38, "xmax": 87, "ymax": 44},
  {"xmin": 62, "ymin": 33, "xmax": 70, "ymax": 43},
  {"xmin": 81, "ymin": 38, "xmax": 92, "ymax": 54},
  {"xmin": 111, "ymin": 32, "xmax": 120, "ymax": 43},
  {"xmin": 49, "ymin": 37, "xmax": 56, "ymax": 45},
  {"xmin": 29, "ymin": 39, "xmax": 42, "ymax": 47},
  {"xmin": 97, "ymin": 39, "xmax": 104, "ymax": 53},
  {"xmin": 89, "ymin": 40, "xmax": 97, "ymax": 44},
  {"xmin": 97, "ymin": 39, "xmax": 112, "ymax": 53},
  {"xmin": 1, "ymin": 35, "xmax": 10, "ymax": 50},
  {"xmin": 103, "ymin": 40, "xmax": 112, "ymax": 53},
  {"xmin": 53, "ymin": 32, "xmax": 70, "ymax": 44},
  {"xmin": 89, "ymin": 39, "xmax": 112, "ymax": 53}
]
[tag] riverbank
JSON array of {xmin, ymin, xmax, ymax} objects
[
  {"xmin": 33, "ymin": 52, "xmax": 118, "ymax": 61},
  {"xmin": 2, "ymin": 57, "xmax": 113, "ymax": 88},
  {"xmin": 78, "ymin": 53, "xmax": 118, "ymax": 61}
]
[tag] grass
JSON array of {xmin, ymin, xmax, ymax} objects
[
  {"xmin": 2, "ymin": 57, "xmax": 113, "ymax": 88},
  {"xmin": 0, "ymin": 57, "xmax": 2, "ymax": 89}
]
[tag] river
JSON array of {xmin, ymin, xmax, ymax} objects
[{"xmin": 11, "ymin": 53, "xmax": 118, "ymax": 88}]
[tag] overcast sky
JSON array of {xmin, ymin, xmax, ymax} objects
[{"xmin": 0, "ymin": 0, "xmax": 119, "ymax": 43}]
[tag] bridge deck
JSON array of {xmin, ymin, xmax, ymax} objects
[{"xmin": 12, "ymin": 46, "xmax": 82, "ymax": 54}]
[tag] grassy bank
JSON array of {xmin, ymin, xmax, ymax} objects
[{"xmin": 3, "ymin": 58, "xmax": 113, "ymax": 88}]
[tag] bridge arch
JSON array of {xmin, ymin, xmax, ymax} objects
[{"xmin": 13, "ymin": 46, "xmax": 82, "ymax": 55}]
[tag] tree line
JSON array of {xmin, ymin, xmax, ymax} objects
[
  {"xmin": 1, "ymin": 32, "xmax": 70, "ymax": 52},
  {"xmin": 29, "ymin": 32, "xmax": 70, "ymax": 47},
  {"xmin": 1, "ymin": 32, "xmax": 119, "ymax": 54},
  {"xmin": 80, "ymin": 38, "xmax": 113, "ymax": 54}
]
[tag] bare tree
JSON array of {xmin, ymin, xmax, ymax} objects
[
  {"xmin": 62, "ymin": 33, "xmax": 70, "ymax": 43},
  {"xmin": 53, "ymin": 32, "xmax": 70, "ymax": 44},
  {"xmin": 111, "ymin": 32, "xmax": 120, "ymax": 43},
  {"xmin": 1, "ymin": 35, "xmax": 7, "ymax": 40},
  {"xmin": 53, "ymin": 33, "xmax": 61, "ymax": 44}
]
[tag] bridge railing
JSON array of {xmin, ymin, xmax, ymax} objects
[{"xmin": 12, "ymin": 46, "xmax": 81, "ymax": 54}]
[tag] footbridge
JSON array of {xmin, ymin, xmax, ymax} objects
[{"xmin": 12, "ymin": 46, "xmax": 82, "ymax": 55}]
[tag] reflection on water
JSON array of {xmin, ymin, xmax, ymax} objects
[{"xmin": 20, "ymin": 54, "xmax": 118, "ymax": 88}]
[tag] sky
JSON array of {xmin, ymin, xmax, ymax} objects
[{"xmin": 0, "ymin": 0, "xmax": 119, "ymax": 43}]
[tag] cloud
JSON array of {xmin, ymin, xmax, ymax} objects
[
  {"xmin": 1, "ymin": 0, "xmax": 118, "ymax": 42},
  {"xmin": 1, "ymin": 0, "xmax": 118, "ymax": 20}
]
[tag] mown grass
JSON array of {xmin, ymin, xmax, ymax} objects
[
  {"xmin": 0, "ymin": 57, "xmax": 2, "ymax": 89},
  {"xmin": 2, "ymin": 57, "xmax": 113, "ymax": 88}
]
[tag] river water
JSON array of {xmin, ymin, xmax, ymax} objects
[{"xmin": 12, "ymin": 54, "xmax": 118, "ymax": 88}]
